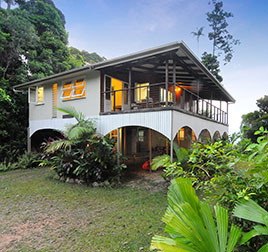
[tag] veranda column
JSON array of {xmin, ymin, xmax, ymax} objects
[
  {"xmin": 170, "ymin": 111, "xmax": 174, "ymax": 163},
  {"xmin": 149, "ymin": 128, "xmax": 152, "ymax": 172},
  {"xmin": 117, "ymin": 128, "xmax": 120, "ymax": 165},
  {"xmin": 128, "ymin": 68, "xmax": 132, "ymax": 109},
  {"xmin": 173, "ymin": 61, "xmax": 176, "ymax": 106},
  {"xmin": 165, "ymin": 61, "xmax": 169, "ymax": 106},
  {"xmin": 27, "ymin": 87, "xmax": 31, "ymax": 152}
]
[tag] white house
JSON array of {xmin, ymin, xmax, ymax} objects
[{"xmin": 14, "ymin": 41, "xmax": 235, "ymax": 166}]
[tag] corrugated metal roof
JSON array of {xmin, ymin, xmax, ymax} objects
[{"xmin": 13, "ymin": 41, "xmax": 235, "ymax": 102}]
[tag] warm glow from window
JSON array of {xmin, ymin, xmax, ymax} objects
[
  {"xmin": 192, "ymin": 130, "xmax": 196, "ymax": 141},
  {"xmin": 37, "ymin": 87, "xmax": 44, "ymax": 104},
  {"xmin": 62, "ymin": 79, "xmax": 86, "ymax": 100},
  {"xmin": 52, "ymin": 83, "xmax": 57, "ymax": 117},
  {"xmin": 111, "ymin": 78, "xmax": 123, "ymax": 110},
  {"xmin": 74, "ymin": 79, "xmax": 85, "ymax": 97},
  {"xmin": 178, "ymin": 128, "xmax": 185, "ymax": 141},
  {"xmin": 136, "ymin": 83, "xmax": 149, "ymax": 102},
  {"xmin": 161, "ymin": 88, "xmax": 173, "ymax": 102}
]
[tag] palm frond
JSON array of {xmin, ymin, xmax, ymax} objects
[
  {"xmin": 151, "ymin": 178, "xmax": 242, "ymax": 252},
  {"xmin": 57, "ymin": 106, "xmax": 85, "ymax": 123},
  {"xmin": 152, "ymin": 154, "xmax": 171, "ymax": 170},
  {"xmin": 233, "ymin": 199, "xmax": 268, "ymax": 224},
  {"xmin": 45, "ymin": 139, "xmax": 72, "ymax": 152}
]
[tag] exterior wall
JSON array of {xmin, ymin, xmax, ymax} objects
[
  {"xmin": 172, "ymin": 110, "xmax": 228, "ymax": 140},
  {"xmin": 29, "ymin": 71, "xmax": 100, "ymax": 121},
  {"xmin": 29, "ymin": 109, "xmax": 228, "ymax": 140}
]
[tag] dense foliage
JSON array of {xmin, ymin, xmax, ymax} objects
[
  {"xmin": 152, "ymin": 126, "xmax": 268, "ymax": 251},
  {"xmin": 151, "ymin": 178, "xmax": 242, "ymax": 251},
  {"xmin": 41, "ymin": 107, "xmax": 126, "ymax": 184},
  {"xmin": 0, "ymin": 1, "xmax": 105, "ymax": 163},
  {"xmin": 241, "ymin": 95, "xmax": 268, "ymax": 142},
  {"xmin": 0, "ymin": 151, "xmax": 41, "ymax": 171}
]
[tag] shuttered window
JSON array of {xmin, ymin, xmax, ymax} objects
[
  {"xmin": 62, "ymin": 79, "xmax": 86, "ymax": 100},
  {"xmin": 52, "ymin": 83, "xmax": 57, "ymax": 118}
]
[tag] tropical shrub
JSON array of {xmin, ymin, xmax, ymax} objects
[
  {"xmin": 151, "ymin": 177, "xmax": 242, "ymax": 252},
  {"xmin": 234, "ymin": 199, "xmax": 268, "ymax": 251},
  {"xmin": 152, "ymin": 143, "xmax": 189, "ymax": 180},
  {"xmin": 0, "ymin": 152, "xmax": 41, "ymax": 172},
  {"xmin": 41, "ymin": 107, "xmax": 126, "ymax": 183}
]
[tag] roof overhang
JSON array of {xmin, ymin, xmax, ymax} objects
[{"xmin": 13, "ymin": 41, "xmax": 235, "ymax": 103}]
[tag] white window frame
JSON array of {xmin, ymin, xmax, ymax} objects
[
  {"xmin": 60, "ymin": 77, "xmax": 86, "ymax": 101},
  {"xmin": 35, "ymin": 86, "xmax": 44, "ymax": 105}
]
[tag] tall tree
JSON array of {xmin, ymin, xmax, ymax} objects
[
  {"xmin": 201, "ymin": 52, "xmax": 222, "ymax": 82},
  {"xmin": 207, "ymin": 0, "xmax": 240, "ymax": 64},
  {"xmin": 191, "ymin": 27, "xmax": 204, "ymax": 55}
]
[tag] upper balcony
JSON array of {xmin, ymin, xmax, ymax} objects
[
  {"xmin": 96, "ymin": 42, "xmax": 235, "ymax": 126},
  {"xmin": 101, "ymin": 80, "xmax": 228, "ymax": 125}
]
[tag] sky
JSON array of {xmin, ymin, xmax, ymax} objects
[{"xmin": 54, "ymin": 0, "xmax": 268, "ymax": 134}]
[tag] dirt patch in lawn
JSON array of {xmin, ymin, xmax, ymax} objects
[{"xmin": 123, "ymin": 170, "xmax": 169, "ymax": 192}]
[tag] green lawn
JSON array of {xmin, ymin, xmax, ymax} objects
[{"xmin": 0, "ymin": 168, "xmax": 167, "ymax": 251}]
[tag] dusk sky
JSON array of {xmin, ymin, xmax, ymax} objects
[{"xmin": 54, "ymin": 0, "xmax": 268, "ymax": 134}]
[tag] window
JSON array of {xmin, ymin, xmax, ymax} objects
[
  {"xmin": 136, "ymin": 83, "xmax": 149, "ymax": 103},
  {"xmin": 62, "ymin": 79, "xmax": 86, "ymax": 100},
  {"xmin": 52, "ymin": 83, "xmax": 57, "ymax": 118},
  {"xmin": 160, "ymin": 88, "xmax": 173, "ymax": 103},
  {"xmin": 138, "ymin": 130, "xmax": 144, "ymax": 142},
  {"xmin": 36, "ymin": 86, "xmax": 44, "ymax": 104}
]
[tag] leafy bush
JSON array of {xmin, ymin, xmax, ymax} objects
[
  {"xmin": 152, "ymin": 143, "xmax": 189, "ymax": 180},
  {"xmin": 41, "ymin": 107, "xmax": 126, "ymax": 184},
  {"xmin": 0, "ymin": 152, "xmax": 41, "ymax": 172},
  {"xmin": 151, "ymin": 177, "xmax": 242, "ymax": 251},
  {"xmin": 234, "ymin": 199, "xmax": 268, "ymax": 251}
]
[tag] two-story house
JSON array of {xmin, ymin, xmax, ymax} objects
[{"xmin": 14, "ymin": 41, "xmax": 235, "ymax": 166}]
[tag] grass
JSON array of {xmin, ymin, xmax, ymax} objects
[{"xmin": 0, "ymin": 168, "xmax": 167, "ymax": 251}]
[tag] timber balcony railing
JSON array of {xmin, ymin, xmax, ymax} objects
[{"xmin": 101, "ymin": 82, "xmax": 228, "ymax": 125}]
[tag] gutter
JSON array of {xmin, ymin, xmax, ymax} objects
[{"xmin": 13, "ymin": 65, "xmax": 91, "ymax": 90}]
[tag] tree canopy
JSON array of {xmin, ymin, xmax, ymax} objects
[
  {"xmin": 241, "ymin": 96, "xmax": 268, "ymax": 142},
  {"xmin": 0, "ymin": 0, "xmax": 105, "ymax": 162},
  {"xmin": 193, "ymin": 0, "xmax": 240, "ymax": 82}
]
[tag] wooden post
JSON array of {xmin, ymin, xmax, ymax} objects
[
  {"xmin": 197, "ymin": 79, "xmax": 200, "ymax": 113},
  {"xmin": 117, "ymin": 128, "xmax": 120, "ymax": 165},
  {"xmin": 27, "ymin": 127, "xmax": 31, "ymax": 153},
  {"xmin": 149, "ymin": 128, "xmax": 152, "ymax": 172},
  {"xmin": 226, "ymin": 102, "xmax": 229, "ymax": 124},
  {"xmin": 128, "ymin": 68, "xmax": 132, "ymax": 109},
  {"xmin": 220, "ymin": 101, "xmax": 222, "ymax": 123},
  {"xmin": 165, "ymin": 61, "xmax": 169, "ymax": 106},
  {"xmin": 173, "ymin": 61, "xmax": 176, "ymax": 106},
  {"xmin": 103, "ymin": 75, "xmax": 106, "ymax": 112},
  {"xmin": 170, "ymin": 110, "xmax": 174, "ymax": 163},
  {"xmin": 210, "ymin": 92, "xmax": 213, "ymax": 118},
  {"xmin": 123, "ymin": 127, "xmax": 126, "ymax": 154}
]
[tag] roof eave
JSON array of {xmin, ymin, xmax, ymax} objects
[{"xmin": 13, "ymin": 65, "xmax": 91, "ymax": 90}]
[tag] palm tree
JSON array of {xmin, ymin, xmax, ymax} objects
[
  {"xmin": 45, "ymin": 106, "xmax": 96, "ymax": 153},
  {"xmin": 191, "ymin": 27, "xmax": 204, "ymax": 55},
  {"xmin": 151, "ymin": 177, "xmax": 242, "ymax": 251},
  {"xmin": 233, "ymin": 199, "xmax": 268, "ymax": 251}
]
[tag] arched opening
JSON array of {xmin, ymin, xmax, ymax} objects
[
  {"xmin": 175, "ymin": 126, "xmax": 197, "ymax": 148},
  {"xmin": 212, "ymin": 131, "xmax": 221, "ymax": 141},
  {"xmin": 198, "ymin": 129, "xmax": 211, "ymax": 143},
  {"xmin": 31, "ymin": 129, "xmax": 63, "ymax": 152},
  {"xmin": 222, "ymin": 132, "xmax": 228, "ymax": 139},
  {"xmin": 105, "ymin": 126, "xmax": 168, "ymax": 170}
]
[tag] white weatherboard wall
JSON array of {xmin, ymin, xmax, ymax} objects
[
  {"xmin": 172, "ymin": 110, "xmax": 228, "ymax": 139},
  {"xmin": 29, "ymin": 110, "xmax": 228, "ymax": 139},
  {"xmin": 29, "ymin": 71, "xmax": 100, "ymax": 121}
]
